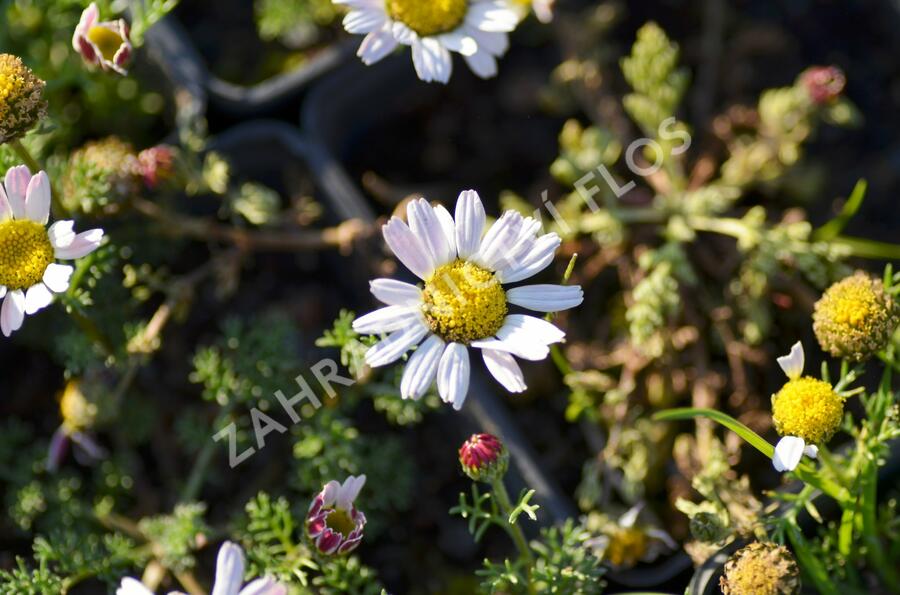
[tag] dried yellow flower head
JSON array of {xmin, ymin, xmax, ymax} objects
[
  {"xmin": 813, "ymin": 272, "xmax": 897, "ymax": 361},
  {"xmin": 772, "ymin": 377, "xmax": 843, "ymax": 444},
  {"xmin": 720, "ymin": 542, "xmax": 800, "ymax": 595},
  {"xmin": 0, "ymin": 54, "xmax": 48, "ymax": 144}
]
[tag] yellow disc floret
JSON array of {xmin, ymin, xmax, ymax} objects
[
  {"xmin": 604, "ymin": 526, "xmax": 649, "ymax": 568},
  {"xmin": 0, "ymin": 219, "xmax": 55, "ymax": 291},
  {"xmin": 813, "ymin": 272, "xmax": 898, "ymax": 361},
  {"xmin": 387, "ymin": 0, "xmax": 468, "ymax": 37},
  {"xmin": 771, "ymin": 377, "xmax": 843, "ymax": 444},
  {"xmin": 87, "ymin": 26, "xmax": 125, "ymax": 62},
  {"xmin": 325, "ymin": 509, "xmax": 356, "ymax": 537},
  {"xmin": 422, "ymin": 260, "xmax": 507, "ymax": 344},
  {"xmin": 0, "ymin": 54, "xmax": 47, "ymax": 144},
  {"xmin": 720, "ymin": 542, "xmax": 800, "ymax": 595}
]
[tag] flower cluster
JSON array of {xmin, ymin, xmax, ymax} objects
[{"xmin": 0, "ymin": 54, "xmax": 47, "ymax": 145}]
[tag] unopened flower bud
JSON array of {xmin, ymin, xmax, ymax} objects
[
  {"xmin": 459, "ymin": 433, "xmax": 509, "ymax": 482},
  {"xmin": 138, "ymin": 145, "xmax": 177, "ymax": 190},
  {"xmin": 72, "ymin": 3, "xmax": 132, "ymax": 75},
  {"xmin": 813, "ymin": 272, "xmax": 898, "ymax": 362},
  {"xmin": 689, "ymin": 511, "xmax": 729, "ymax": 543},
  {"xmin": 720, "ymin": 542, "xmax": 800, "ymax": 595},
  {"xmin": 0, "ymin": 54, "xmax": 47, "ymax": 144},
  {"xmin": 62, "ymin": 136, "xmax": 142, "ymax": 215},
  {"xmin": 800, "ymin": 66, "xmax": 846, "ymax": 105}
]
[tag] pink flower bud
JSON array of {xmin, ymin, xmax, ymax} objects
[
  {"xmin": 800, "ymin": 65, "xmax": 846, "ymax": 105},
  {"xmin": 307, "ymin": 475, "xmax": 367, "ymax": 555},
  {"xmin": 459, "ymin": 433, "xmax": 508, "ymax": 482}
]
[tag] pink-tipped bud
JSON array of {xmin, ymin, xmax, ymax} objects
[
  {"xmin": 459, "ymin": 433, "xmax": 509, "ymax": 482},
  {"xmin": 800, "ymin": 65, "xmax": 846, "ymax": 105},
  {"xmin": 138, "ymin": 145, "xmax": 176, "ymax": 190},
  {"xmin": 307, "ymin": 475, "xmax": 367, "ymax": 555},
  {"xmin": 72, "ymin": 3, "xmax": 132, "ymax": 75}
]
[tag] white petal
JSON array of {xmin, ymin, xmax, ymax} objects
[
  {"xmin": 0, "ymin": 184, "xmax": 11, "ymax": 221},
  {"xmin": 391, "ymin": 21, "xmax": 418, "ymax": 45},
  {"xmin": 369, "ymin": 278, "xmax": 422, "ymax": 306},
  {"xmin": 475, "ymin": 211, "xmax": 525, "ymax": 271},
  {"xmin": 464, "ymin": 49, "xmax": 498, "ymax": 79},
  {"xmin": 803, "ymin": 444, "xmax": 819, "ymax": 459},
  {"xmin": 773, "ymin": 436, "xmax": 806, "ymax": 472},
  {"xmin": 401, "ymin": 334, "xmax": 445, "ymax": 400},
  {"xmin": 117, "ymin": 578, "xmax": 155, "ymax": 595},
  {"xmin": 382, "ymin": 217, "xmax": 434, "ymax": 279},
  {"xmin": 238, "ymin": 577, "xmax": 287, "ymax": 595},
  {"xmin": 25, "ymin": 171, "xmax": 51, "ymax": 224},
  {"xmin": 496, "ymin": 232, "xmax": 561, "ymax": 283},
  {"xmin": 471, "ymin": 337, "xmax": 548, "ymax": 361},
  {"xmin": 352, "ymin": 305, "xmax": 422, "ymax": 334},
  {"xmin": 4, "ymin": 165, "xmax": 31, "ymax": 219},
  {"xmin": 337, "ymin": 475, "xmax": 366, "ymax": 510},
  {"xmin": 0, "ymin": 286, "xmax": 5, "ymax": 299},
  {"xmin": 342, "ymin": 8, "xmax": 386, "ymax": 34},
  {"xmin": 24, "ymin": 283, "xmax": 53, "ymax": 315},
  {"xmin": 211, "ymin": 542, "xmax": 245, "ymax": 595},
  {"xmin": 333, "ymin": 0, "xmax": 383, "ymax": 7},
  {"xmin": 364, "ymin": 321, "xmax": 429, "ymax": 367},
  {"xmin": 437, "ymin": 342, "xmax": 470, "ymax": 410},
  {"xmin": 437, "ymin": 30, "xmax": 478, "ymax": 56},
  {"xmin": 776, "ymin": 341, "xmax": 805, "ymax": 380},
  {"xmin": 407, "ymin": 198, "xmax": 455, "ymax": 267},
  {"xmin": 466, "ymin": 27, "xmax": 509, "ymax": 56},
  {"xmin": 507, "ymin": 284, "xmax": 583, "ymax": 312},
  {"xmin": 54, "ymin": 229, "xmax": 104, "ymax": 260},
  {"xmin": 48, "ymin": 220, "xmax": 76, "ymax": 249},
  {"xmin": 42, "ymin": 263, "xmax": 74, "ymax": 293},
  {"xmin": 466, "ymin": 1, "xmax": 520, "ymax": 33},
  {"xmin": 1, "ymin": 290, "xmax": 25, "ymax": 337},
  {"xmin": 481, "ymin": 348, "xmax": 526, "ymax": 392},
  {"xmin": 357, "ymin": 29, "xmax": 399, "ymax": 65},
  {"xmin": 471, "ymin": 314, "xmax": 565, "ymax": 361},
  {"xmin": 411, "ymin": 37, "xmax": 452, "ymax": 84},
  {"xmin": 454, "ymin": 190, "xmax": 486, "ymax": 259},
  {"xmin": 321, "ymin": 480, "xmax": 341, "ymax": 507},
  {"xmin": 433, "ymin": 204, "xmax": 457, "ymax": 260}
]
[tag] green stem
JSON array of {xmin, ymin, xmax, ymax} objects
[
  {"xmin": 9, "ymin": 139, "xmax": 69, "ymax": 219},
  {"xmin": 859, "ymin": 461, "xmax": 900, "ymax": 590},
  {"xmin": 833, "ymin": 235, "xmax": 900, "ymax": 261},
  {"xmin": 180, "ymin": 404, "xmax": 235, "ymax": 502},
  {"xmin": 785, "ymin": 523, "xmax": 840, "ymax": 595},
  {"xmin": 490, "ymin": 478, "xmax": 534, "ymax": 568}
]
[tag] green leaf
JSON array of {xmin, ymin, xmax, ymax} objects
[
  {"xmin": 653, "ymin": 408, "xmax": 774, "ymax": 458},
  {"xmin": 814, "ymin": 179, "xmax": 867, "ymax": 241}
]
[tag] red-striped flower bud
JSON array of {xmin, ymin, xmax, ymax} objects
[{"xmin": 459, "ymin": 433, "xmax": 508, "ymax": 482}]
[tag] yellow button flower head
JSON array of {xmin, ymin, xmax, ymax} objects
[
  {"xmin": 0, "ymin": 54, "xmax": 47, "ymax": 145},
  {"xmin": 720, "ymin": 542, "xmax": 800, "ymax": 595},
  {"xmin": 770, "ymin": 342, "xmax": 843, "ymax": 472},
  {"xmin": 813, "ymin": 271, "xmax": 898, "ymax": 362}
]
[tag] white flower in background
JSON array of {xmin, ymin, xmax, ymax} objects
[
  {"xmin": 353, "ymin": 190, "xmax": 583, "ymax": 410},
  {"xmin": 771, "ymin": 342, "xmax": 844, "ymax": 472},
  {"xmin": 116, "ymin": 541, "xmax": 286, "ymax": 595},
  {"xmin": 513, "ymin": 0, "xmax": 554, "ymax": 23},
  {"xmin": 0, "ymin": 165, "xmax": 104, "ymax": 337},
  {"xmin": 335, "ymin": 0, "xmax": 520, "ymax": 83}
]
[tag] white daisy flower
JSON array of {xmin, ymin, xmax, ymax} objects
[
  {"xmin": 770, "ymin": 341, "xmax": 843, "ymax": 473},
  {"xmin": 335, "ymin": 0, "xmax": 520, "ymax": 83},
  {"xmin": 0, "ymin": 165, "xmax": 104, "ymax": 337},
  {"xmin": 117, "ymin": 541, "xmax": 286, "ymax": 595},
  {"xmin": 353, "ymin": 190, "xmax": 583, "ymax": 410}
]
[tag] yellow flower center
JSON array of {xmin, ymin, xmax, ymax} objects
[
  {"xmin": 422, "ymin": 260, "xmax": 507, "ymax": 344},
  {"xmin": 0, "ymin": 54, "xmax": 47, "ymax": 144},
  {"xmin": 87, "ymin": 25, "xmax": 124, "ymax": 62},
  {"xmin": 60, "ymin": 381, "xmax": 97, "ymax": 433},
  {"xmin": 386, "ymin": 0, "xmax": 468, "ymax": 37},
  {"xmin": 0, "ymin": 60, "xmax": 25, "ymax": 122},
  {"xmin": 772, "ymin": 377, "xmax": 843, "ymax": 444},
  {"xmin": 0, "ymin": 219, "xmax": 54, "ymax": 290},
  {"xmin": 606, "ymin": 527, "xmax": 649, "ymax": 567},
  {"xmin": 325, "ymin": 509, "xmax": 356, "ymax": 537}
]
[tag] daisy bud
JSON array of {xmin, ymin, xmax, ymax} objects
[
  {"xmin": 138, "ymin": 145, "xmax": 177, "ymax": 190},
  {"xmin": 72, "ymin": 3, "xmax": 132, "ymax": 75},
  {"xmin": 307, "ymin": 475, "xmax": 367, "ymax": 555},
  {"xmin": 799, "ymin": 65, "xmax": 846, "ymax": 105},
  {"xmin": 689, "ymin": 511, "xmax": 729, "ymax": 544},
  {"xmin": 813, "ymin": 272, "xmax": 898, "ymax": 362},
  {"xmin": 720, "ymin": 542, "xmax": 801, "ymax": 595},
  {"xmin": 0, "ymin": 54, "xmax": 48, "ymax": 145},
  {"xmin": 61, "ymin": 136, "xmax": 142, "ymax": 215},
  {"xmin": 459, "ymin": 433, "xmax": 509, "ymax": 483}
]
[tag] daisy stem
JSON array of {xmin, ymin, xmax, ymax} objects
[
  {"xmin": 490, "ymin": 478, "xmax": 535, "ymax": 569},
  {"xmin": 8, "ymin": 139, "xmax": 70, "ymax": 219}
]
